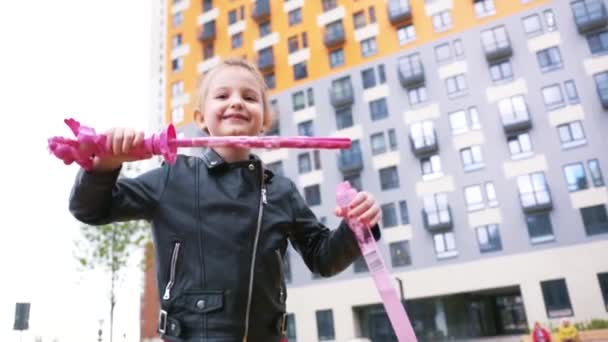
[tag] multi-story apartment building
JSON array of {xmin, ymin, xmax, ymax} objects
[{"xmin": 142, "ymin": 0, "xmax": 608, "ymax": 341}]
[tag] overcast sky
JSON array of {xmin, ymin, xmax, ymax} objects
[{"xmin": 0, "ymin": 1, "xmax": 153, "ymax": 341}]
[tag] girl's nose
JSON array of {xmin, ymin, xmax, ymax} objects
[{"xmin": 229, "ymin": 96, "xmax": 244, "ymax": 109}]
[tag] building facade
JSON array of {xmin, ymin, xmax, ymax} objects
[{"xmin": 142, "ymin": 0, "xmax": 608, "ymax": 341}]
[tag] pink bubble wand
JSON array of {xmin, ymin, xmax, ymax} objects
[
  {"xmin": 48, "ymin": 119, "xmax": 352, "ymax": 170},
  {"xmin": 336, "ymin": 181, "xmax": 418, "ymax": 342}
]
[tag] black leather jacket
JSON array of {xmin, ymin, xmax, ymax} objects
[{"xmin": 69, "ymin": 149, "xmax": 380, "ymax": 342}]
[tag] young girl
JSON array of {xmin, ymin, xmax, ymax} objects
[{"xmin": 69, "ymin": 58, "xmax": 381, "ymax": 342}]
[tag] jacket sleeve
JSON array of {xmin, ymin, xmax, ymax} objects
[
  {"xmin": 287, "ymin": 181, "xmax": 381, "ymax": 277},
  {"xmin": 69, "ymin": 164, "xmax": 169, "ymax": 225}
]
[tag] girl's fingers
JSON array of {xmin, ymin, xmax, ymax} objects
[
  {"xmin": 122, "ymin": 130, "xmax": 135, "ymax": 154},
  {"xmin": 132, "ymin": 131, "xmax": 145, "ymax": 148},
  {"xmin": 112, "ymin": 128, "xmax": 124, "ymax": 155},
  {"xmin": 360, "ymin": 205, "xmax": 380, "ymax": 223},
  {"xmin": 347, "ymin": 192, "xmax": 367, "ymax": 209},
  {"xmin": 368, "ymin": 211, "xmax": 381, "ymax": 227},
  {"xmin": 348, "ymin": 196, "xmax": 374, "ymax": 218}
]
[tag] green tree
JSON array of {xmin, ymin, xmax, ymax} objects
[{"xmin": 76, "ymin": 220, "xmax": 149, "ymax": 342}]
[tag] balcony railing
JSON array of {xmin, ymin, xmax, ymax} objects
[
  {"xmin": 398, "ymin": 61, "xmax": 425, "ymax": 88},
  {"xmin": 324, "ymin": 23, "xmax": 346, "ymax": 48},
  {"xmin": 251, "ymin": 0, "xmax": 271, "ymax": 22},
  {"xmin": 483, "ymin": 39, "xmax": 512, "ymax": 62},
  {"xmin": 198, "ymin": 20, "xmax": 216, "ymax": 42},
  {"xmin": 257, "ymin": 51, "xmax": 274, "ymax": 72},
  {"xmin": 329, "ymin": 84, "xmax": 354, "ymax": 108},
  {"xmin": 422, "ymin": 207, "xmax": 453, "ymax": 232},
  {"xmin": 338, "ymin": 151, "xmax": 363, "ymax": 173},
  {"xmin": 387, "ymin": 0, "xmax": 411, "ymax": 25},
  {"xmin": 571, "ymin": 0, "xmax": 608, "ymax": 34},
  {"xmin": 501, "ymin": 110, "xmax": 532, "ymax": 135},
  {"xmin": 520, "ymin": 189, "xmax": 553, "ymax": 213},
  {"xmin": 409, "ymin": 132, "xmax": 438, "ymax": 157}
]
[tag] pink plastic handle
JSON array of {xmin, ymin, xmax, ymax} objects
[
  {"xmin": 48, "ymin": 118, "xmax": 352, "ymax": 170},
  {"xmin": 336, "ymin": 181, "xmax": 418, "ymax": 342}
]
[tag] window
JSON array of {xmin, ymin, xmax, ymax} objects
[
  {"xmin": 288, "ymin": 8, "xmax": 302, "ymax": 26},
  {"xmin": 172, "ymin": 12, "xmax": 184, "ymax": 27},
  {"xmin": 410, "ymin": 121, "xmax": 436, "ymax": 151},
  {"xmin": 353, "ymin": 256, "xmax": 368, "ymax": 273},
  {"xmin": 171, "ymin": 106, "xmax": 184, "ymax": 124},
  {"xmin": 464, "ymin": 185, "xmax": 484, "ymax": 211},
  {"xmin": 508, "ymin": 133, "xmax": 533, "ymax": 160},
  {"xmin": 399, "ymin": 201, "xmax": 409, "ymax": 225},
  {"xmin": 588, "ymin": 30, "xmax": 608, "ymax": 55},
  {"xmin": 298, "ymin": 153, "xmax": 311, "ymax": 174},
  {"xmin": 370, "ymin": 132, "xmax": 386, "ymax": 155},
  {"xmin": 424, "ymin": 193, "xmax": 451, "ymax": 228},
  {"xmin": 581, "ymin": 205, "xmax": 608, "ymax": 235},
  {"xmin": 594, "ymin": 71, "xmax": 608, "ymax": 105},
  {"xmin": 558, "ymin": 121, "xmax": 586, "ymax": 149},
  {"xmin": 449, "ymin": 107, "xmax": 480, "ymax": 134},
  {"xmin": 171, "ymin": 81, "xmax": 184, "ymax": 97},
  {"xmin": 481, "ymin": 26, "xmax": 510, "ymax": 56},
  {"xmin": 228, "ymin": 9, "xmax": 238, "ymax": 24},
  {"xmin": 266, "ymin": 161, "xmax": 284, "ymax": 176},
  {"xmin": 304, "ymin": 185, "xmax": 321, "ymax": 206},
  {"xmin": 564, "ymin": 80, "xmax": 580, "ymax": 104},
  {"xmin": 541, "ymin": 279, "xmax": 573, "ymax": 318},
  {"xmin": 288, "ymin": 36, "xmax": 299, "ymax": 53},
  {"xmin": 259, "ymin": 21, "xmax": 271, "ymax": 37},
  {"xmin": 454, "ymin": 39, "xmax": 464, "ymax": 57},
  {"xmin": 460, "ymin": 146, "xmax": 484, "ymax": 171},
  {"xmin": 390, "ymin": 241, "xmax": 412, "ymax": 267},
  {"xmin": 421, "ymin": 155, "xmax": 442, "ymax": 180},
  {"xmin": 542, "ymin": 84, "xmax": 565, "ymax": 110},
  {"xmin": 353, "ymin": 10, "xmax": 366, "ymax": 29},
  {"xmin": 572, "ymin": 0, "xmax": 606, "ymax": 28},
  {"xmin": 379, "ymin": 166, "xmax": 400, "ymax": 190},
  {"xmin": 361, "ymin": 38, "xmax": 377, "ymax": 57},
  {"xmin": 432, "ymin": 10, "xmax": 453, "ymax": 32},
  {"xmin": 286, "ymin": 314, "xmax": 297, "ymax": 341},
  {"xmin": 203, "ymin": 43, "xmax": 214, "ymax": 60},
  {"xmin": 381, "ymin": 203, "xmax": 398, "ymax": 227},
  {"xmin": 368, "ymin": 6, "xmax": 376, "ymax": 23},
  {"xmin": 489, "ymin": 60, "xmax": 513, "ymax": 82},
  {"xmin": 518, "ymin": 172, "xmax": 551, "ymax": 210},
  {"xmin": 544, "ymin": 9, "xmax": 557, "ymax": 30},
  {"xmin": 172, "ymin": 34, "xmax": 182, "ymax": 49},
  {"xmin": 293, "ymin": 62, "xmax": 307, "ymax": 80},
  {"xmin": 498, "ymin": 95, "xmax": 529, "ymax": 125},
  {"xmin": 564, "ymin": 163, "xmax": 588, "ymax": 192},
  {"xmin": 172, "ymin": 57, "xmax": 183, "ymax": 72},
  {"xmin": 474, "ymin": 0, "xmax": 496, "ymax": 17},
  {"xmin": 408, "ymin": 86, "xmax": 428, "ymax": 105},
  {"xmin": 537, "ymin": 47, "xmax": 563, "ymax": 73},
  {"xmin": 486, "ymin": 182, "xmax": 498, "ymax": 207},
  {"xmin": 388, "ymin": 129, "xmax": 398, "ymax": 151},
  {"xmin": 292, "ymin": 88, "xmax": 314, "ymax": 111},
  {"xmin": 362, "ymin": 68, "xmax": 376, "ymax": 89},
  {"xmin": 335, "ymin": 107, "xmax": 353, "ymax": 130},
  {"xmin": 298, "ymin": 120, "xmax": 314, "ymax": 137},
  {"xmin": 476, "ymin": 224, "xmax": 502, "ymax": 253},
  {"xmin": 526, "ymin": 212, "xmax": 554, "ymax": 244},
  {"xmin": 369, "ymin": 98, "xmax": 388, "ymax": 121},
  {"xmin": 264, "ymin": 73, "xmax": 275, "ymax": 90},
  {"xmin": 599, "ymin": 273, "xmax": 608, "ymax": 311},
  {"xmin": 434, "ymin": 43, "xmax": 452, "ymax": 63},
  {"xmin": 522, "ymin": 14, "xmax": 542, "ymax": 36},
  {"xmin": 433, "ymin": 231, "xmax": 457, "ymax": 259},
  {"xmin": 316, "ymin": 309, "xmax": 335, "ymax": 341},
  {"xmin": 202, "ymin": 0, "xmax": 212, "ymax": 12},
  {"xmin": 589, "ymin": 159, "xmax": 605, "ymax": 187},
  {"xmin": 445, "ymin": 74, "xmax": 468, "ymax": 97},
  {"xmin": 397, "ymin": 24, "xmax": 416, "ymax": 45},
  {"xmin": 329, "ymin": 49, "xmax": 344, "ymax": 68},
  {"xmin": 231, "ymin": 32, "xmax": 243, "ymax": 49}
]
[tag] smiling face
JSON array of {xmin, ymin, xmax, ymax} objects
[{"xmin": 195, "ymin": 65, "xmax": 266, "ymax": 137}]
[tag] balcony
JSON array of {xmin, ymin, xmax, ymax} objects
[
  {"xmin": 501, "ymin": 111, "xmax": 532, "ymax": 135},
  {"xmin": 571, "ymin": 0, "xmax": 608, "ymax": 34},
  {"xmin": 387, "ymin": 0, "xmax": 411, "ymax": 25},
  {"xmin": 257, "ymin": 50, "xmax": 274, "ymax": 72},
  {"xmin": 398, "ymin": 59, "xmax": 425, "ymax": 88},
  {"xmin": 409, "ymin": 132, "xmax": 438, "ymax": 157},
  {"xmin": 483, "ymin": 39, "xmax": 512, "ymax": 62},
  {"xmin": 198, "ymin": 20, "xmax": 216, "ymax": 42},
  {"xmin": 338, "ymin": 150, "xmax": 363, "ymax": 173},
  {"xmin": 422, "ymin": 207, "xmax": 453, "ymax": 232},
  {"xmin": 251, "ymin": 0, "xmax": 271, "ymax": 22},
  {"xmin": 329, "ymin": 83, "xmax": 354, "ymax": 108},
  {"xmin": 324, "ymin": 22, "xmax": 345, "ymax": 48},
  {"xmin": 520, "ymin": 190, "xmax": 553, "ymax": 213}
]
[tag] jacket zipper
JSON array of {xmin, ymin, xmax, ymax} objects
[
  {"xmin": 242, "ymin": 168, "xmax": 266, "ymax": 341},
  {"xmin": 162, "ymin": 242, "xmax": 181, "ymax": 301},
  {"xmin": 275, "ymin": 249, "xmax": 285, "ymax": 303}
]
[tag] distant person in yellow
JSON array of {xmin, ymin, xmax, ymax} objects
[{"xmin": 556, "ymin": 319, "xmax": 579, "ymax": 342}]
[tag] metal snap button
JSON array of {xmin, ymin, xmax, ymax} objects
[
  {"xmin": 248, "ymin": 164, "xmax": 255, "ymax": 171},
  {"xmin": 196, "ymin": 299, "xmax": 206, "ymax": 309}
]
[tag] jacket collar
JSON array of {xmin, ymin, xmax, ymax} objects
[{"xmin": 201, "ymin": 148, "xmax": 275, "ymax": 183}]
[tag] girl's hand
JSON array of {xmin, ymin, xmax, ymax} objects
[
  {"xmin": 91, "ymin": 127, "xmax": 148, "ymax": 171},
  {"xmin": 334, "ymin": 191, "xmax": 381, "ymax": 227}
]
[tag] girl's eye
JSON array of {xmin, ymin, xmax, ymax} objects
[{"xmin": 215, "ymin": 94, "xmax": 228, "ymax": 99}]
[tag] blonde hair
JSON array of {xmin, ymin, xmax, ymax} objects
[{"xmin": 193, "ymin": 57, "xmax": 275, "ymax": 133}]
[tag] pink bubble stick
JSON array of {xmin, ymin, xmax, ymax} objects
[
  {"xmin": 48, "ymin": 119, "xmax": 352, "ymax": 170},
  {"xmin": 336, "ymin": 181, "xmax": 418, "ymax": 342}
]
